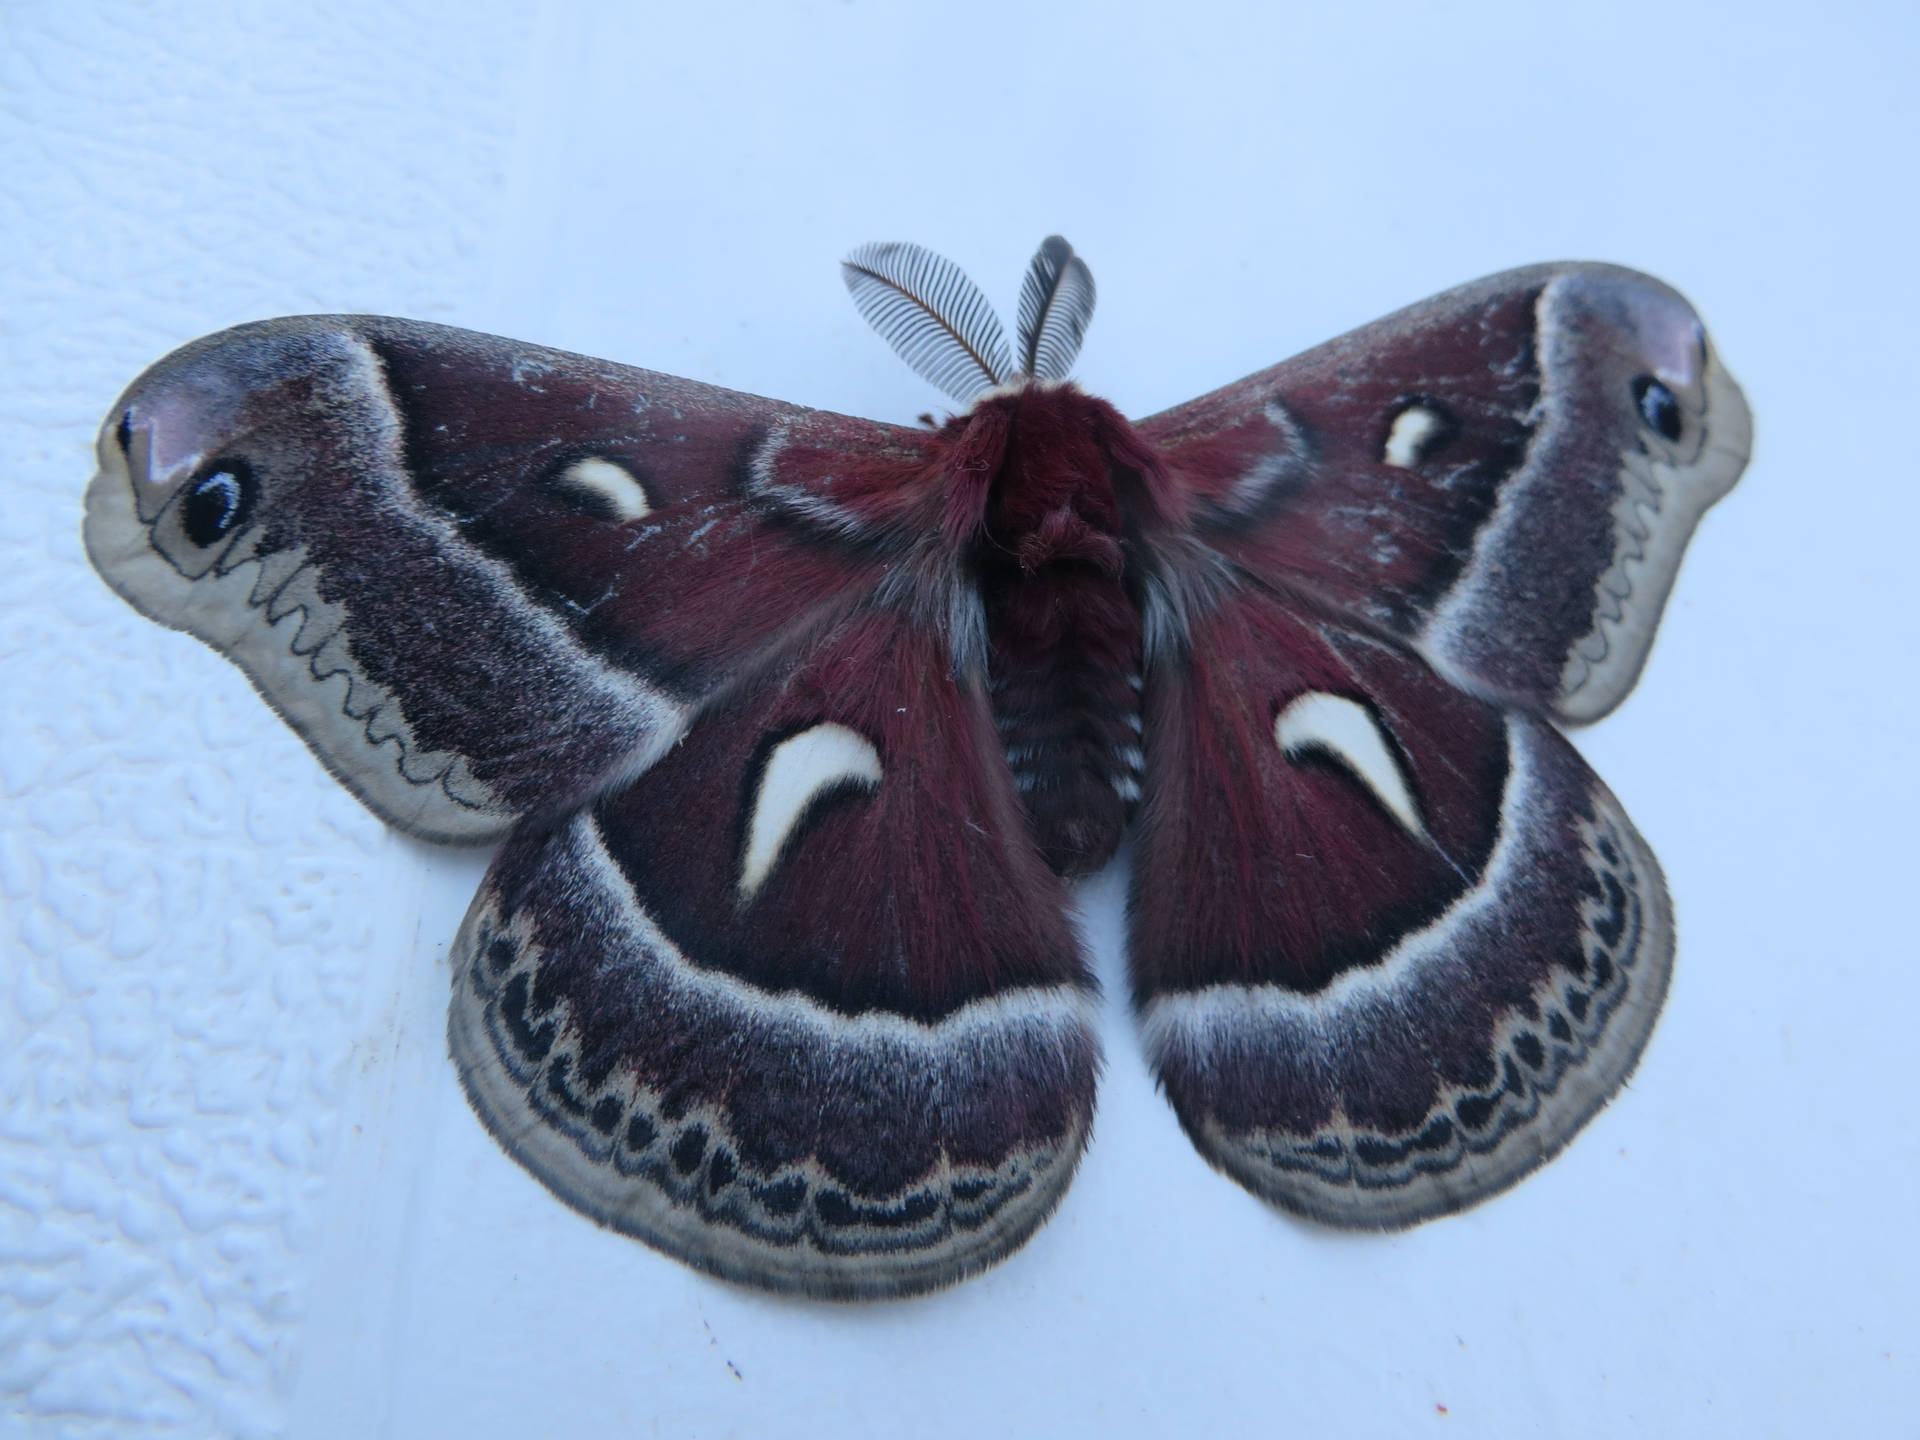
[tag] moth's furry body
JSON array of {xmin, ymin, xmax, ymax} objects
[
  {"xmin": 938, "ymin": 383, "xmax": 1160, "ymax": 875},
  {"xmin": 86, "ymin": 237, "xmax": 1749, "ymax": 1299}
]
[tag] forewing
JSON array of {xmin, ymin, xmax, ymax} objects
[
  {"xmin": 1130, "ymin": 584, "xmax": 1671, "ymax": 1226},
  {"xmin": 448, "ymin": 600, "xmax": 1100, "ymax": 1299},
  {"xmin": 85, "ymin": 316, "xmax": 927, "ymax": 841},
  {"xmin": 1138, "ymin": 264, "xmax": 1751, "ymax": 722}
]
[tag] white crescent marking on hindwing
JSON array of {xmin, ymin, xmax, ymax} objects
[
  {"xmin": 739, "ymin": 723, "xmax": 883, "ymax": 899},
  {"xmin": 556, "ymin": 457, "xmax": 651, "ymax": 521},
  {"xmin": 1274, "ymin": 692, "xmax": 1427, "ymax": 840}
]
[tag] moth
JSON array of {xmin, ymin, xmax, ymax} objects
[{"xmin": 85, "ymin": 237, "xmax": 1749, "ymax": 1300}]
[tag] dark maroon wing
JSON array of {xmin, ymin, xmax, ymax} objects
[
  {"xmin": 1128, "ymin": 582, "xmax": 1670, "ymax": 1226},
  {"xmin": 84, "ymin": 316, "xmax": 930, "ymax": 841},
  {"xmin": 1137, "ymin": 264, "xmax": 1751, "ymax": 722},
  {"xmin": 447, "ymin": 600, "xmax": 1099, "ymax": 1299}
]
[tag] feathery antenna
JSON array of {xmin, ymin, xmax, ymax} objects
[
  {"xmin": 842, "ymin": 242, "xmax": 1013, "ymax": 403},
  {"xmin": 1016, "ymin": 236, "xmax": 1096, "ymax": 380}
]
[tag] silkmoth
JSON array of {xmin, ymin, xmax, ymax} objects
[{"xmin": 85, "ymin": 237, "xmax": 1749, "ymax": 1300}]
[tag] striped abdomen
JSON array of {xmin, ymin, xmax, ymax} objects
[{"xmin": 985, "ymin": 566, "xmax": 1143, "ymax": 877}]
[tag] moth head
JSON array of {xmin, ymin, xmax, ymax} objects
[
  {"xmin": 840, "ymin": 236, "xmax": 1187, "ymax": 543},
  {"xmin": 932, "ymin": 380, "xmax": 1185, "ymax": 555}
]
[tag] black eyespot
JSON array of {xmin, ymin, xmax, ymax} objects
[
  {"xmin": 115, "ymin": 411, "xmax": 134, "ymax": 455},
  {"xmin": 1632, "ymin": 376, "xmax": 1683, "ymax": 442},
  {"xmin": 181, "ymin": 461, "xmax": 257, "ymax": 547}
]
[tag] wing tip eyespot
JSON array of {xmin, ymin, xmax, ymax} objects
[
  {"xmin": 180, "ymin": 459, "xmax": 260, "ymax": 548},
  {"xmin": 1631, "ymin": 375, "xmax": 1684, "ymax": 443}
]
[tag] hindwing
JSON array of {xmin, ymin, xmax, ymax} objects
[
  {"xmin": 449, "ymin": 600, "xmax": 1099, "ymax": 1298},
  {"xmin": 1128, "ymin": 581, "xmax": 1670, "ymax": 1225}
]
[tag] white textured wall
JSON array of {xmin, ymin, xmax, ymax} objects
[
  {"xmin": 5, "ymin": 2, "xmax": 1918, "ymax": 1437},
  {"xmin": 2, "ymin": 7, "xmax": 527, "ymax": 1435}
]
